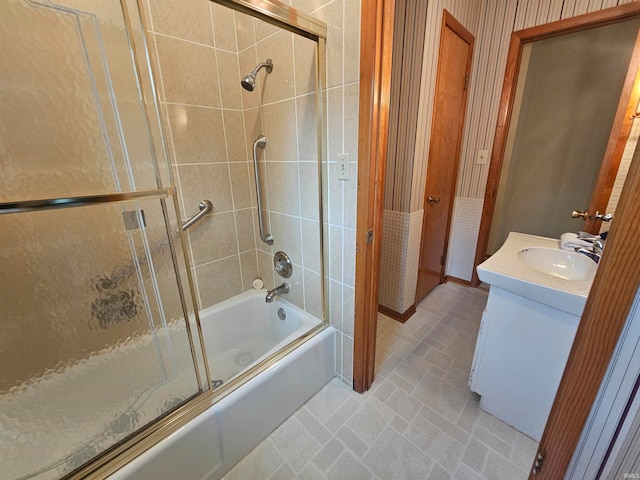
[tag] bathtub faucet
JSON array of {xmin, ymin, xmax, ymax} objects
[{"xmin": 266, "ymin": 283, "xmax": 290, "ymax": 303}]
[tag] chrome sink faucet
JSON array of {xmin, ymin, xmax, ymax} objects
[
  {"xmin": 266, "ymin": 283, "xmax": 290, "ymax": 303},
  {"xmin": 576, "ymin": 239, "xmax": 604, "ymax": 264}
]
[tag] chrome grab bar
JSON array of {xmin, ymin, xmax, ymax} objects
[
  {"xmin": 182, "ymin": 199, "xmax": 212, "ymax": 231},
  {"xmin": 252, "ymin": 135, "xmax": 274, "ymax": 245}
]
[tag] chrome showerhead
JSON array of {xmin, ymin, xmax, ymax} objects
[
  {"xmin": 241, "ymin": 59, "xmax": 273, "ymax": 92},
  {"xmin": 241, "ymin": 74, "xmax": 257, "ymax": 92}
]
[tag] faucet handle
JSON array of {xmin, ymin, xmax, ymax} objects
[{"xmin": 592, "ymin": 211, "xmax": 614, "ymax": 222}]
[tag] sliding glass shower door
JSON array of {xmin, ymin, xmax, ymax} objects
[{"xmin": 0, "ymin": 1, "xmax": 209, "ymax": 478}]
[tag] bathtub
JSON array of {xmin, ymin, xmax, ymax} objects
[
  {"xmin": 200, "ymin": 289, "xmax": 323, "ymax": 387},
  {"xmin": 108, "ymin": 289, "xmax": 335, "ymax": 480}
]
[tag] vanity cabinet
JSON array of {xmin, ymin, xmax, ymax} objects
[{"xmin": 469, "ymin": 286, "xmax": 580, "ymax": 441}]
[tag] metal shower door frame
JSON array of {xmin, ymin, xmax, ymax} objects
[{"xmin": 67, "ymin": 0, "xmax": 329, "ymax": 478}]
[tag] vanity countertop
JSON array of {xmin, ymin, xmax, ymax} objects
[{"xmin": 476, "ymin": 232, "xmax": 597, "ymax": 316}]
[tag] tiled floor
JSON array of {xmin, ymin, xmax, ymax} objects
[{"xmin": 223, "ymin": 283, "xmax": 538, "ymax": 479}]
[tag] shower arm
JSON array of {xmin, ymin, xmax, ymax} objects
[
  {"xmin": 252, "ymin": 135, "xmax": 274, "ymax": 245},
  {"xmin": 251, "ymin": 60, "xmax": 273, "ymax": 76}
]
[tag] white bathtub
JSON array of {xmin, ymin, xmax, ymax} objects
[
  {"xmin": 200, "ymin": 289, "xmax": 322, "ymax": 386},
  {"xmin": 109, "ymin": 289, "xmax": 335, "ymax": 480}
]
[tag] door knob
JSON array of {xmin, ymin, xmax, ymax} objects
[
  {"xmin": 571, "ymin": 210, "xmax": 588, "ymax": 219},
  {"xmin": 427, "ymin": 196, "xmax": 440, "ymax": 205}
]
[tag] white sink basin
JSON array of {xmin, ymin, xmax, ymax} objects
[
  {"xmin": 518, "ymin": 247, "xmax": 597, "ymax": 281},
  {"xmin": 476, "ymin": 232, "xmax": 598, "ymax": 316}
]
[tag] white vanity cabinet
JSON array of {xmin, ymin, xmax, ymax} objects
[
  {"xmin": 469, "ymin": 286, "xmax": 579, "ymax": 441},
  {"xmin": 470, "ymin": 232, "xmax": 596, "ymax": 441}
]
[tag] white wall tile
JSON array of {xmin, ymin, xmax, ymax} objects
[{"xmin": 446, "ymin": 197, "xmax": 483, "ymax": 281}]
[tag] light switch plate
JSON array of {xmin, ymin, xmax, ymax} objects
[
  {"xmin": 477, "ymin": 149, "xmax": 489, "ymax": 165},
  {"xmin": 337, "ymin": 153, "xmax": 350, "ymax": 180}
]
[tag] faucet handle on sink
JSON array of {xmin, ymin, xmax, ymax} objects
[{"xmin": 591, "ymin": 211, "xmax": 614, "ymax": 222}]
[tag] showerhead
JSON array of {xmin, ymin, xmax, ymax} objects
[{"xmin": 241, "ymin": 59, "xmax": 273, "ymax": 92}]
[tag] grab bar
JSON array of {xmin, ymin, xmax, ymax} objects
[
  {"xmin": 182, "ymin": 199, "xmax": 212, "ymax": 231},
  {"xmin": 252, "ymin": 135, "xmax": 274, "ymax": 245}
]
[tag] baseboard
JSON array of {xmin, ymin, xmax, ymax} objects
[
  {"xmin": 445, "ymin": 276, "xmax": 472, "ymax": 286},
  {"xmin": 378, "ymin": 304, "xmax": 417, "ymax": 324}
]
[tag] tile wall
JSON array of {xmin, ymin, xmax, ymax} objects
[
  {"xmin": 301, "ymin": 0, "xmax": 361, "ymax": 386},
  {"xmin": 143, "ymin": 0, "xmax": 360, "ymax": 384}
]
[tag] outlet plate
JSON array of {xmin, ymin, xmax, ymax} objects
[{"xmin": 337, "ymin": 153, "xmax": 350, "ymax": 180}]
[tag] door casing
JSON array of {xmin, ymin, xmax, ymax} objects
[{"xmin": 471, "ymin": 4, "xmax": 640, "ymax": 286}]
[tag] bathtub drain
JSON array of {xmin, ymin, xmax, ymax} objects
[{"xmin": 234, "ymin": 352, "xmax": 255, "ymax": 367}]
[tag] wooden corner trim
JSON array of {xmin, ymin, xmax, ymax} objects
[{"xmin": 378, "ymin": 304, "xmax": 417, "ymax": 324}]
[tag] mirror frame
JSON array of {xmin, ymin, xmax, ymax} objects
[{"xmin": 471, "ymin": 2, "xmax": 640, "ymax": 287}]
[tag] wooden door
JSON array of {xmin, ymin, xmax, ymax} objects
[{"xmin": 415, "ymin": 11, "xmax": 473, "ymax": 303}]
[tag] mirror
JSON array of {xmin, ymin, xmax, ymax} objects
[
  {"xmin": 487, "ymin": 17, "xmax": 640, "ymax": 254},
  {"xmin": 473, "ymin": 5, "xmax": 640, "ymax": 271}
]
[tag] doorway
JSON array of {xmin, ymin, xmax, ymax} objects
[
  {"xmin": 472, "ymin": 13, "xmax": 640, "ymax": 282},
  {"xmin": 355, "ymin": 2, "xmax": 640, "ymax": 478},
  {"xmin": 416, "ymin": 11, "xmax": 474, "ymax": 303}
]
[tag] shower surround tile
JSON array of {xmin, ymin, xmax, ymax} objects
[
  {"xmin": 154, "ymin": 34, "xmax": 220, "ymax": 107},
  {"xmin": 211, "ymin": 2, "xmax": 240, "ymax": 52},
  {"xmin": 149, "ymin": 0, "xmax": 214, "ymax": 46},
  {"xmin": 167, "ymin": 105, "xmax": 227, "ymax": 164},
  {"xmin": 148, "ymin": 0, "xmax": 360, "ymax": 384}
]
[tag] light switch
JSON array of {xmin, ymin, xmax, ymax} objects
[
  {"xmin": 477, "ymin": 149, "xmax": 489, "ymax": 165},
  {"xmin": 337, "ymin": 153, "xmax": 350, "ymax": 180}
]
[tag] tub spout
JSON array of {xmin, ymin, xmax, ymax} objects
[{"xmin": 266, "ymin": 283, "xmax": 289, "ymax": 303}]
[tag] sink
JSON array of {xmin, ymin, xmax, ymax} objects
[
  {"xmin": 476, "ymin": 232, "xmax": 598, "ymax": 316},
  {"xmin": 518, "ymin": 247, "xmax": 597, "ymax": 281}
]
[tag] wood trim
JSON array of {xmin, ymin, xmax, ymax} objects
[
  {"xmin": 585, "ymin": 31, "xmax": 640, "ymax": 232},
  {"xmin": 352, "ymin": 0, "xmax": 394, "ymax": 393},
  {"xmin": 531, "ymin": 125, "xmax": 640, "ymax": 480},
  {"xmin": 517, "ymin": 2, "xmax": 640, "ymax": 43},
  {"xmin": 442, "ymin": 9, "xmax": 474, "ymax": 45},
  {"xmin": 444, "ymin": 276, "xmax": 472, "ymax": 287},
  {"xmin": 471, "ymin": 3, "xmax": 640, "ymax": 287},
  {"xmin": 378, "ymin": 304, "xmax": 416, "ymax": 324}
]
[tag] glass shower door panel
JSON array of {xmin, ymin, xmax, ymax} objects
[
  {"xmin": 0, "ymin": 198, "xmax": 201, "ymax": 480},
  {"xmin": 0, "ymin": 0, "xmax": 165, "ymax": 202}
]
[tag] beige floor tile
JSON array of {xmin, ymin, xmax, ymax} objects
[
  {"xmin": 226, "ymin": 283, "xmax": 535, "ymax": 480},
  {"xmin": 482, "ymin": 451, "xmax": 529, "ymax": 480},
  {"xmin": 363, "ymin": 426, "xmax": 434, "ymax": 480},
  {"xmin": 326, "ymin": 451, "xmax": 372, "ymax": 480}
]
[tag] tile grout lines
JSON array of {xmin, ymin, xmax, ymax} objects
[{"xmin": 223, "ymin": 283, "xmax": 537, "ymax": 480}]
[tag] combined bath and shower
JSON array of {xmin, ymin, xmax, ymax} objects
[{"xmin": 240, "ymin": 59, "xmax": 273, "ymax": 91}]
